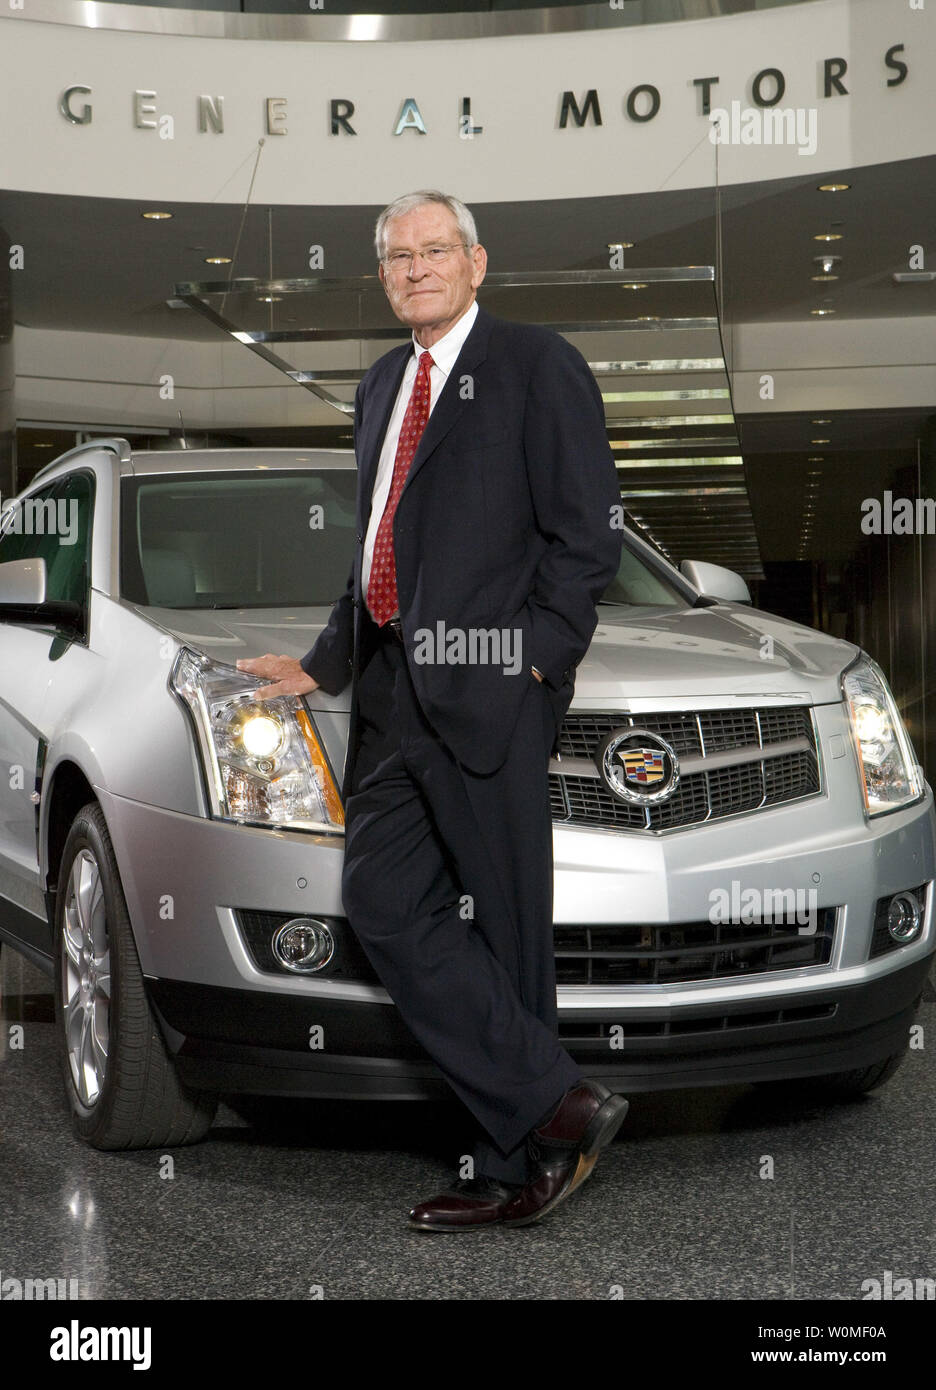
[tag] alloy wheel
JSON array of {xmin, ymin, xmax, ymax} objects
[{"xmin": 60, "ymin": 847, "xmax": 111, "ymax": 1107}]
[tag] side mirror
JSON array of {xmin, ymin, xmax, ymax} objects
[
  {"xmin": 0, "ymin": 557, "xmax": 47, "ymax": 605},
  {"xmin": 680, "ymin": 559, "xmax": 752, "ymax": 605}
]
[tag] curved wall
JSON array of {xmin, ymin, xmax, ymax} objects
[{"xmin": 0, "ymin": 0, "xmax": 931, "ymax": 203}]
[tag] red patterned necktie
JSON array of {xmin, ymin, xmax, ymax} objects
[{"xmin": 367, "ymin": 349, "xmax": 434, "ymax": 626}]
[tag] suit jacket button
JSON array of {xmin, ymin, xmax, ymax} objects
[{"xmin": 356, "ymin": 531, "xmax": 363, "ymax": 542}]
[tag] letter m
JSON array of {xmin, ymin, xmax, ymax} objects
[
  {"xmin": 559, "ymin": 90, "xmax": 602, "ymax": 128},
  {"xmin": 763, "ymin": 887, "xmax": 796, "ymax": 921},
  {"xmin": 101, "ymin": 1328, "xmax": 131, "ymax": 1359},
  {"xmin": 23, "ymin": 497, "xmax": 57, "ymax": 534},
  {"xmin": 24, "ymin": 1277, "xmax": 58, "ymax": 1300}
]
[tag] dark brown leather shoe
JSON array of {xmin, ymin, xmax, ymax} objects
[
  {"xmin": 501, "ymin": 1081, "xmax": 629, "ymax": 1228},
  {"xmin": 408, "ymin": 1174, "xmax": 522, "ymax": 1232}
]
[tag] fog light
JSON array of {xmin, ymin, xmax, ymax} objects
[
  {"xmin": 271, "ymin": 918, "xmax": 335, "ymax": 973},
  {"xmin": 887, "ymin": 892, "xmax": 922, "ymax": 943}
]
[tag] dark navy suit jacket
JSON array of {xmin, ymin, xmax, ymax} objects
[{"xmin": 300, "ymin": 302, "xmax": 622, "ymax": 788}]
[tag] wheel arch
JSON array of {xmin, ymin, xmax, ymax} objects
[{"xmin": 41, "ymin": 758, "xmax": 107, "ymax": 929}]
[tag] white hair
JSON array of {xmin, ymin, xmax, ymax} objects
[{"xmin": 374, "ymin": 190, "xmax": 478, "ymax": 261}]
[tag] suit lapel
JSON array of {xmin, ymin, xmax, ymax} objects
[{"xmin": 399, "ymin": 304, "xmax": 494, "ymax": 501}]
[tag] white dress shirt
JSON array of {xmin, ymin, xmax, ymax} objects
[{"xmin": 362, "ymin": 299, "xmax": 479, "ymax": 605}]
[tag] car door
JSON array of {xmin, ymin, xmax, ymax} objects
[{"xmin": 0, "ymin": 470, "xmax": 94, "ymax": 959}]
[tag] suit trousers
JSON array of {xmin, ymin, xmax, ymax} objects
[{"xmin": 341, "ymin": 616, "xmax": 583, "ymax": 1184}]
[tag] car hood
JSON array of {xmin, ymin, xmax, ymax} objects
[
  {"xmin": 139, "ymin": 600, "xmax": 859, "ymax": 711},
  {"xmin": 138, "ymin": 603, "xmax": 351, "ymax": 710},
  {"xmin": 579, "ymin": 602, "xmax": 858, "ymax": 705}
]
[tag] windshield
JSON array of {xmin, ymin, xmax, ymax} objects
[
  {"xmin": 120, "ymin": 467, "xmax": 687, "ymax": 611},
  {"xmin": 120, "ymin": 469, "xmax": 358, "ymax": 609},
  {"xmin": 601, "ymin": 541, "xmax": 686, "ymax": 608}
]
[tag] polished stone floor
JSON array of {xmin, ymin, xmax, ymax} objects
[{"xmin": 2, "ymin": 945, "xmax": 934, "ymax": 1301}]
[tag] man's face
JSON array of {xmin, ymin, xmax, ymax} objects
[{"xmin": 378, "ymin": 204, "xmax": 487, "ymax": 343}]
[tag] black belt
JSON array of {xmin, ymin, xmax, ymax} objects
[{"xmin": 379, "ymin": 616, "xmax": 405, "ymax": 644}]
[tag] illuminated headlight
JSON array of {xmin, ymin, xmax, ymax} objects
[
  {"xmin": 170, "ymin": 647, "xmax": 344, "ymax": 833},
  {"xmin": 843, "ymin": 656, "xmax": 924, "ymax": 816}
]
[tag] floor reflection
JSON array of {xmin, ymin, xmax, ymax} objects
[{"xmin": 2, "ymin": 942, "xmax": 934, "ymax": 1300}]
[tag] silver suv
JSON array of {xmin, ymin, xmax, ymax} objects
[{"xmin": 0, "ymin": 438, "xmax": 932, "ymax": 1149}]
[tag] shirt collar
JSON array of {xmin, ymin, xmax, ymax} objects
[{"xmin": 410, "ymin": 299, "xmax": 479, "ymax": 377}]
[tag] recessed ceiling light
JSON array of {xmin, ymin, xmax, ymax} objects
[
  {"xmin": 607, "ymin": 241, "xmax": 636, "ymax": 251},
  {"xmin": 813, "ymin": 233, "xmax": 843, "ymax": 242},
  {"xmin": 620, "ymin": 283, "xmax": 648, "ymax": 290},
  {"xmin": 812, "ymin": 274, "xmax": 839, "ymax": 282},
  {"xmin": 256, "ymin": 295, "xmax": 282, "ymax": 303},
  {"xmin": 636, "ymin": 315, "xmax": 659, "ymax": 322},
  {"xmin": 810, "ymin": 308, "xmax": 836, "ymax": 316},
  {"xmin": 811, "ymin": 437, "xmax": 830, "ymax": 444},
  {"xmin": 812, "ymin": 418, "xmax": 831, "ymax": 424},
  {"xmin": 142, "ymin": 210, "xmax": 173, "ymax": 220},
  {"xmin": 818, "ymin": 183, "xmax": 850, "ymax": 192},
  {"xmin": 205, "ymin": 255, "xmax": 232, "ymax": 265}
]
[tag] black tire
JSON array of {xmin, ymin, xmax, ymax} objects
[
  {"xmin": 758, "ymin": 1048, "xmax": 908, "ymax": 1101},
  {"xmin": 805, "ymin": 1049, "xmax": 908, "ymax": 1098},
  {"xmin": 53, "ymin": 801, "xmax": 218, "ymax": 1149}
]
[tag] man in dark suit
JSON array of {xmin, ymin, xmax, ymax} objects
[{"xmin": 238, "ymin": 190, "xmax": 628, "ymax": 1231}]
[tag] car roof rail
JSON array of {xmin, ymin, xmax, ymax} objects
[{"xmin": 28, "ymin": 436, "xmax": 133, "ymax": 487}]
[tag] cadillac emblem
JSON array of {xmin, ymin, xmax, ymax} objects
[{"xmin": 596, "ymin": 728, "xmax": 680, "ymax": 805}]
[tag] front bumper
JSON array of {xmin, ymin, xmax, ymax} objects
[
  {"xmin": 149, "ymin": 951, "xmax": 933, "ymax": 1098},
  {"xmin": 95, "ymin": 749, "xmax": 936, "ymax": 1098}
]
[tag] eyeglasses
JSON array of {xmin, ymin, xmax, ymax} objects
[{"xmin": 382, "ymin": 243, "xmax": 470, "ymax": 272}]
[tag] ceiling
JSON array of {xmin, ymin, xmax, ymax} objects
[
  {"xmin": 1, "ymin": 152, "xmax": 934, "ymax": 337},
  {"xmin": 2, "ymin": 151, "xmax": 934, "ymax": 585}
]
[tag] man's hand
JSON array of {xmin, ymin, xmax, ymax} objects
[{"xmin": 235, "ymin": 653, "xmax": 319, "ymax": 700}]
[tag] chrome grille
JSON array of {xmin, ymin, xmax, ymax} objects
[
  {"xmin": 554, "ymin": 910, "xmax": 835, "ymax": 986},
  {"xmin": 551, "ymin": 704, "xmax": 820, "ymax": 832}
]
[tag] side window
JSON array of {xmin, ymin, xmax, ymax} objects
[
  {"xmin": 0, "ymin": 472, "xmax": 94, "ymax": 608},
  {"xmin": 44, "ymin": 473, "xmax": 94, "ymax": 606}
]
